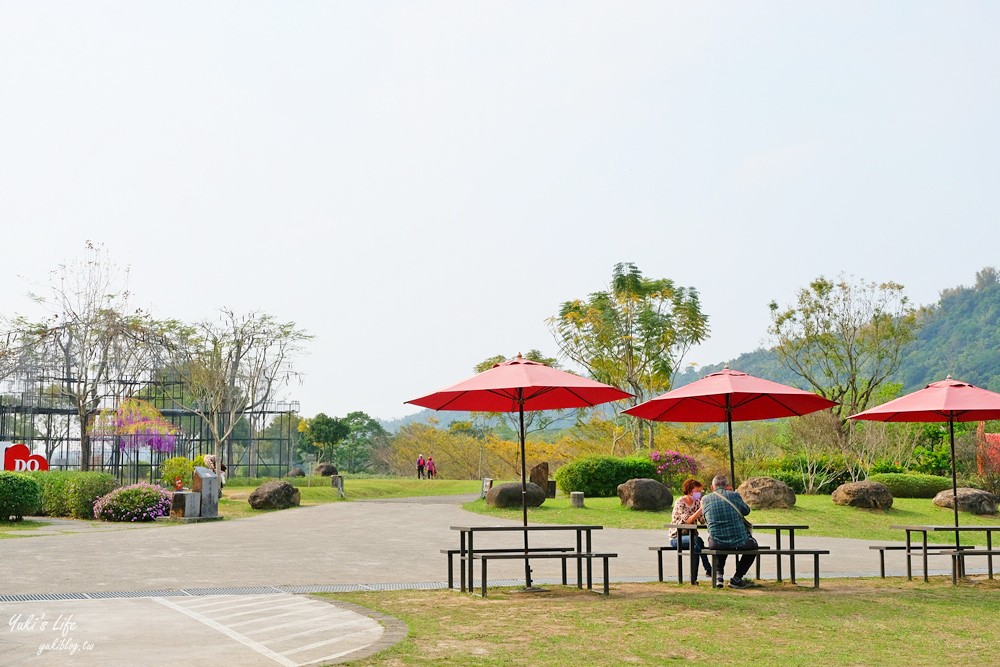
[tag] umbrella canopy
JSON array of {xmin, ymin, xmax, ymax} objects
[
  {"xmin": 850, "ymin": 377, "xmax": 1000, "ymax": 533},
  {"xmin": 407, "ymin": 353, "xmax": 631, "ymax": 590},
  {"xmin": 624, "ymin": 367, "xmax": 837, "ymax": 484}
]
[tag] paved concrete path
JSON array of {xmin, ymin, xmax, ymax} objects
[{"xmin": 0, "ymin": 494, "xmax": 957, "ymax": 666}]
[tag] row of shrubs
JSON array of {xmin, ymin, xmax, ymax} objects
[{"xmin": 0, "ymin": 471, "xmax": 175, "ymax": 523}]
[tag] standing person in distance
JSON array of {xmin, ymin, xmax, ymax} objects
[
  {"xmin": 700, "ymin": 475, "xmax": 757, "ymax": 589},
  {"xmin": 416, "ymin": 454, "xmax": 426, "ymax": 479},
  {"xmin": 426, "ymin": 457, "xmax": 437, "ymax": 479}
]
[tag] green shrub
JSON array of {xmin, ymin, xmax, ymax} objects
[
  {"xmin": 869, "ymin": 473, "xmax": 954, "ymax": 498},
  {"xmin": 94, "ymin": 482, "xmax": 172, "ymax": 522},
  {"xmin": 870, "ymin": 460, "xmax": 907, "ymax": 475},
  {"xmin": 161, "ymin": 457, "xmax": 195, "ymax": 488},
  {"xmin": 0, "ymin": 472, "xmax": 41, "ymax": 521},
  {"xmin": 27, "ymin": 470, "xmax": 73, "ymax": 516},
  {"xmin": 65, "ymin": 473, "xmax": 117, "ymax": 519},
  {"xmin": 554, "ymin": 456, "xmax": 659, "ymax": 497}
]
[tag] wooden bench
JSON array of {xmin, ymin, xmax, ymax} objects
[
  {"xmin": 702, "ymin": 548, "xmax": 830, "ymax": 588},
  {"xmin": 472, "ymin": 552, "xmax": 618, "ymax": 596},
  {"xmin": 941, "ymin": 549, "xmax": 1000, "ymax": 584},
  {"xmin": 869, "ymin": 545, "xmax": 978, "ymax": 578},
  {"xmin": 650, "ymin": 544, "xmax": 772, "ymax": 583},
  {"xmin": 442, "ymin": 547, "xmax": 575, "ymax": 590}
]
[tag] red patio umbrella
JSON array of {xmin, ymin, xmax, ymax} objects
[
  {"xmin": 407, "ymin": 353, "xmax": 631, "ymax": 589},
  {"xmin": 850, "ymin": 377, "xmax": 1000, "ymax": 533},
  {"xmin": 623, "ymin": 367, "xmax": 837, "ymax": 485}
]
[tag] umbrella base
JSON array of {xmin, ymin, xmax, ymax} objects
[{"xmin": 512, "ymin": 586, "xmax": 550, "ymax": 594}]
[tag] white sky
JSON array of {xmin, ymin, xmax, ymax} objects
[{"xmin": 1, "ymin": 2, "xmax": 998, "ymax": 420}]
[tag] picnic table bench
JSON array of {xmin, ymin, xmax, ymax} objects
[
  {"xmin": 472, "ymin": 551, "xmax": 618, "ymax": 596},
  {"xmin": 886, "ymin": 525, "xmax": 1000, "ymax": 582},
  {"xmin": 702, "ymin": 548, "xmax": 830, "ymax": 588}
]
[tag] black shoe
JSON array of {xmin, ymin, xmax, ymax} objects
[
  {"xmin": 714, "ymin": 575, "xmax": 724, "ymax": 589},
  {"xmin": 728, "ymin": 577, "xmax": 752, "ymax": 589},
  {"xmin": 704, "ymin": 569, "xmax": 712, "ymax": 579}
]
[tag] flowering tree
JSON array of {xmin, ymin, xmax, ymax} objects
[{"xmin": 90, "ymin": 399, "xmax": 178, "ymax": 480}]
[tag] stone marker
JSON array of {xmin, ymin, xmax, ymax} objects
[
  {"xmin": 331, "ymin": 474, "xmax": 345, "ymax": 498},
  {"xmin": 480, "ymin": 478, "xmax": 493, "ymax": 499},
  {"xmin": 546, "ymin": 480, "xmax": 557, "ymax": 499},
  {"xmin": 170, "ymin": 491, "xmax": 201, "ymax": 518},
  {"xmin": 192, "ymin": 466, "xmax": 220, "ymax": 518},
  {"xmin": 570, "ymin": 491, "xmax": 585, "ymax": 508},
  {"xmin": 529, "ymin": 462, "xmax": 549, "ymax": 490}
]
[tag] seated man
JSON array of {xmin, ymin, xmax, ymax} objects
[{"xmin": 700, "ymin": 474, "xmax": 757, "ymax": 589}]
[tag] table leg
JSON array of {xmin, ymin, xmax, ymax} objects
[
  {"xmin": 775, "ymin": 529, "xmax": 783, "ymax": 582},
  {"xmin": 586, "ymin": 530, "xmax": 593, "ymax": 589},
  {"xmin": 922, "ymin": 532, "xmax": 929, "ymax": 583},
  {"xmin": 952, "ymin": 553, "xmax": 958, "ymax": 586},
  {"xmin": 561, "ymin": 556, "xmax": 567, "ymax": 585},
  {"xmin": 460, "ymin": 532, "xmax": 467, "ymax": 592},
  {"xmin": 481, "ymin": 558, "xmax": 488, "ymax": 597},
  {"xmin": 603, "ymin": 556, "xmax": 609, "ymax": 595},
  {"xmin": 577, "ymin": 531, "xmax": 583, "ymax": 588},
  {"xmin": 676, "ymin": 532, "xmax": 684, "ymax": 584},
  {"xmin": 789, "ymin": 530, "xmax": 797, "ymax": 584},
  {"xmin": 468, "ymin": 532, "xmax": 475, "ymax": 592},
  {"xmin": 989, "ymin": 531, "xmax": 994, "ymax": 580},
  {"xmin": 905, "ymin": 531, "xmax": 912, "ymax": 581}
]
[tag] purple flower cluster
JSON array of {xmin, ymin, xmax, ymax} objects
[
  {"xmin": 649, "ymin": 450, "xmax": 698, "ymax": 479},
  {"xmin": 93, "ymin": 482, "xmax": 173, "ymax": 522}
]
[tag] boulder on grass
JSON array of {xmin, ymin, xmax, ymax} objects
[
  {"xmin": 932, "ymin": 487, "xmax": 999, "ymax": 515},
  {"xmin": 737, "ymin": 477, "xmax": 796, "ymax": 509},
  {"xmin": 617, "ymin": 478, "xmax": 672, "ymax": 511},
  {"xmin": 314, "ymin": 463, "xmax": 338, "ymax": 477},
  {"xmin": 485, "ymin": 482, "xmax": 546, "ymax": 509},
  {"xmin": 832, "ymin": 481, "xmax": 893, "ymax": 509},
  {"xmin": 286, "ymin": 467, "xmax": 306, "ymax": 477},
  {"xmin": 248, "ymin": 480, "xmax": 301, "ymax": 510}
]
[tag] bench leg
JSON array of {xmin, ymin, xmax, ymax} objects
[
  {"xmin": 922, "ymin": 533, "xmax": 929, "ymax": 583},
  {"xmin": 562, "ymin": 557, "xmax": 567, "ymax": 586},
  {"xmin": 879, "ymin": 550, "xmax": 885, "ymax": 579},
  {"xmin": 603, "ymin": 556, "xmax": 609, "ymax": 595},
  {"xmin": 657, "ymin": 550, "xmax": 663, "ymax": 583},
  {"xmin": 710, "ymin": 555, "xmax": 719, "ymax": 587},
  {"xmin": 447, "ymin": 553, "xmax": 454, "ymax": 590},
  {"xmin": 755, "ymin": 556, "xmax": 761, "ymax": 581},
  {"xmin": 790, "ymin": 532, "xmax": 797, "ymax": 584},
  {"xmin": 813, "ymin": 554, "xmax": 819, "ymax": 589},
  {"xmin": 481, "ymin": 559, "xmax": 488, "ymax": 597},
  {"xmin": 952, "ymin": 554, "xmax": 958, "ymax": 586},
  {"xmin": 905, "ymin": 533, "xmax": 912, "ymax": 581},
  {"xmin": 675, "ymin": 546, "xmax": 682, "ymax": 584}
]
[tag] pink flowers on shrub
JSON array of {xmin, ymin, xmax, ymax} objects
[
  {"xmin": 93, "ymin": 482, "xmax": 173, "ymax": 522},
  {"xmin": 650, "ymin": 450, "xmax": 698, "ymax": 489}
]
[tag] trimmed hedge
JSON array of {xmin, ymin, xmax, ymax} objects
[
  {"xmin": 868, "ymin": 473, "xmax": 954, "ymax": 498},
  {"xmin": 28, "ymin": 471, "xmax": 117, "ymax": 519},
  {"xmin": 0, "ymin": 472, "xmax": 41, "ymax": 521},
  {"xmin": 554, "ymin": 456, "xmax": 659, "ymax": 497}
]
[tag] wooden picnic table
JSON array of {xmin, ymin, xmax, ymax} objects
[
  {"xmin": 450, "ymin": 524, "xmax": 603, "ymax": 592},
  {"xmin": 665, "ymin": 523, "xmax": 810, "ymax": 584},
  {"xmin": 888, "ymin": 525, "xmax": 1000, "ymax": 582}
]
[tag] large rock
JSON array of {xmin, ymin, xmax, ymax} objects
[
  {"xmin": 933, "ymin": 487, "xmax": 999, "ymax": 515},
  {"xmin": 485, "ymin": 482, "xmax": 546, "ymax": 509},
  {"xmin": 314, "ymin": 463, "xmax": 338, "ymax": 477},
  {"xmin": 248, "ymin": 480, "xmax": 301, "ymax": 510},
  {"xmin": 286, "ymin": 467, "xmax": 306, "ymax": 477},
  {"xmin": 832, "ymin": 481, "xmax": 893, "ymax": 509},
  {"xmin": 737, "ymin": 477, "xmax": 797, "ymax": 509},
  {"xmin": 617, "ymin": 478, "xmax": 673, "ymax": 511},
  {"xmin": 529, "ymin": 462, "xmax": 549, "ymax": 490}
]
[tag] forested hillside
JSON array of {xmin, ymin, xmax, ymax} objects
[{"xmin": 675, "ymin": 267, "xmax": 1000, "ymax": 393}]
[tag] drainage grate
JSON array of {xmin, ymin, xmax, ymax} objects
[
  {"xmin": 181, "ymin": 587, "xmax": 285, "ymax": 596},
  {"xmin": 87, "ymin": 590, "xmax": 192, "ymax": 599},
  {"xmin": 0, "ymin": 592, "xmax": 88, "ymax": 603}
]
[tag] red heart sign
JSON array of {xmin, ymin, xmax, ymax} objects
[{"xmin": 3, "ymin": 443, "xmax": 49, "ymax": 472}]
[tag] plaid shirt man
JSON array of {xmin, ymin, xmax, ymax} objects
[{"xmin": 701, "ymin": 488, "xmax": 751, "ymax": 547}]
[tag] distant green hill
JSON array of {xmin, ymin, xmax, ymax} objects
[{"xmin": 674, "ymin": 267, "xmax": 1000, "ymax": 394}]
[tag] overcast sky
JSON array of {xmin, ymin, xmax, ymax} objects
[{"xmin": 1, "ymin": 2, "xmax": 998, "ymax": 420}]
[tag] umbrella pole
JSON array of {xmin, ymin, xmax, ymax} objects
[
  {"xmin": 726, "ymin": 397, "xmax": 736, "ymax": 486},
  {"xmin": 949, "ymin": 419, "xmax": 960, "ymax": 550},
  {"xmin": 519, "ymin": 397, "xmax": 533, "ymax": 590}
]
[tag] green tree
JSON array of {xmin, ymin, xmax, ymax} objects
[
  {"xmin": 769, "ymin": 274, "xmax": 919, "ymax": 477},
  {"xmin": 299, "ymin": 413, "xmax": 350, "ymax": 464},
  {"xmin": 548, "ymin": 262, "xmax": 710, "ymax": 452},
  {"xmin": 330, "ymin": 411, "xmax": 389, "ymax": 473}
]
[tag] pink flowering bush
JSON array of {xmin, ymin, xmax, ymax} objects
[
  {"xmin": 650, "ymin": 450, "xmax": 699, "ymax": 491},
  {"xmin": 93, "ymin": 482, "xmax": 173, "ymax": 522}
]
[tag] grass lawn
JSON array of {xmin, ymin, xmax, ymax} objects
[
  {"xmin": 219, "ymin": 478, "xmax": 482, "ymax": 520},
  {"xmin": 322, "ymin": 578, "xmax": 1000, "ymax": 666},
  {"xmin": 0, "ymin": 520, "xmax": 50, "ymax": 539},
  {"xmin": 463, "ymin": 493, "xmax": 1000, "ymax": 545}
]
